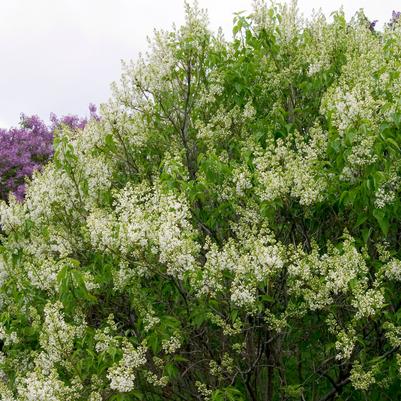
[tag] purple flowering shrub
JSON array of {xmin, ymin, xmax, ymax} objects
[
  {"xmin": 0, "ymin": 104, "xmax": 99, "ymax": 201},
  {"xmin": 0, "ymin": 115, "xmax": 52, "ymax": 201}
]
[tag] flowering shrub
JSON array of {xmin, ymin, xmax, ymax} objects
[
  {"xmin": 0, "ymin": 105, "xmax": 99, "ymax": 202},
  {"xmin": 0, "ymin": 115, "xmax": 52, "ymax": 201},
  {"xmin": 1, "ymin": 2, "xmax": 401, "ymax": 400}
]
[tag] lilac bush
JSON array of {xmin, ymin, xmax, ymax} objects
[
  {"xmin": 0, "ymin": 115, "xmax": 52, "ymax": 201},
  {"xmin": 0, "ymin": 104, "xmax": 99, "ymax": 201}
]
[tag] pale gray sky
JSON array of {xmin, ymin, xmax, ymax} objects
[{"xmin": 0, "ymin": 0, "xmax": 399, "ymax": 128}]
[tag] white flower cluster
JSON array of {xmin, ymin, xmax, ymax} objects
[
  {"xmin": 327, "ymin": 86, "xmax": 377, "ymax": 134},
  {"xmin": 86, "ymin": 208, "xmax": 117, "ymax": 251},
  {"xmin": 335, "ymin": 329, "xmax": 356, "ymax": 361},
  {"xmin": 318, "ymin": 21, "xmax": 385, "ymax": 181},
  {"xmin": 0, "ymin": 195, "xmax": 26, "ymax": 233},
  {"xmin": 116, "ymin": 183, "xmax": 199, "ymax": 277},
  {"xmin": 143, "ymin": 313, "xmax": 161, "ymax": 333},
  {"xmin": 253, "ymin": 0, "xmax": 302, "ymax": 44},
  {"xmin": 82, "ymin": 154, "xmax": 113, "ymax": 201},
  {"xmin": 26, "ymin": 258, "xmax": 63, "ymax": 292},
  {"xmin": 207, "ymin": 313, "xmax": 242, "ymax": 337},
  {"xmin": 161, "ymin": 335, "xmax": 182, "ymax": 354},
  {"xmin": 352, "ymin": 288, "xmax": 384, "ymax": 320},
  {"xmin": 88, "ymin": 391, "xmax": 103, "ymax": 401},
  {"xmin": 232, "ymin": 166, "xmax": 252, "ymax": 197},
  {"xmin": 88, "ymin": 183, "xmax": 200, "ymax": 278},
  {"xmin": 350, "ymin": 362, "xmax": 376, "ymax": 391},
  {"xmin": 38, "ymin": 301, "xmax": 81, "ymax": 372},
  {"xmin": 195, "ymin": 381, "xmax": 213, "ymax": 401},
  {"xmin": 289, "ymin": 236, "xmax": 368, "ymax": 311},
  {"xmin": 195, "ymin": 102, "xmax": 255, "ymax": 150},
  {"xmin": 304, "ymin": 10, "xmax": 345, "ymax": 77},
  {"xmin": 94, "ymin": 315, "xmax": 119, "ymax": 353},
  {"xmin": 25, "ymin": 165, "xmax": 78, "ymax": 224},
  {"xmin": 197, "ymin": 225, "xmax": 284, "ymax": 308},
  {"xmin": 107, "ymin": 341, "xmax": 147, "ymax": 392},
  {"xmin": 157, "ymin": 191, "xmax": 199, "ymax": 276},
  {"xmin": 0, "ymin": 381, "xmax": 15, "ymax": 401},
  {"xmin": 0, "ymin": 324, "xmax": 18, "ymax": 347},
  {"xmin": 383, "ymin": 258, "xmax": 401, "ymax": 281},
  {"xmin": 145, "ymin": 368, "xmax": 168, "ymax": 388},
  {"xmin": 374, "ymin": 173, "xmax": 400, "ymax": 209},
  {"xmin": 255, "ymin": 126, "xmax": 328, "ymax": 206},
  {"xmin": 384, "ymin": 323, "xmax": 401, "ymax": 348},
  {"xmin": 112, "ymin": 260, "xmax": 140, "ymax": 291},
  {"xmin": 17, "ymin": 369, "xmax": 76, "ymax": 401},
  {"xmin": 352, "ymin": 288, "xmax": 384, "ymax": 319},
  {"xmin": 230, "ymin": 283, "xmax": 257, "ymax": 308}
]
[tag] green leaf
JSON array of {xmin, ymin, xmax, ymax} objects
[
  {"xmin": 386, "ymin": 137, "xmax": 400, "ymax": 151},
  {"xmin": 373, "ymin": 209, "xmax": 389, "ymax": 236},
  {"xmin": 362, "ymin": 227, "xmax": 372, "ymax": 244},
  {"xmin": 354, "ymin": 214, "xmax": 368, "ymax": 228}
]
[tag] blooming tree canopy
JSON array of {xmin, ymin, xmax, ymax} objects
[{"xmin": 1, "ymin": 2, "xmax": 401, "ymax": 400}]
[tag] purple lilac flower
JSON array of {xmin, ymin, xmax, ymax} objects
[
  {"xmin": 369, "ymin": 19, "xmax": 378, "ymax": 31},
  {"xmin": 89, "ymin": 103, "xmax": 100, "ymax": 121},
  {"xmin": 0, "ymin": 104, "xmax": 100, "ymax": 201},
  {"xmin": 390, "ymin": 11, "xmax": 401, "ymax": 25},
  {"xmin": 50, "ymin": 113, "xmax": 88, "ymax": 131},
  {"xmin": 50, "ymin": 104, "xmax": 100, "ymax": 131}
]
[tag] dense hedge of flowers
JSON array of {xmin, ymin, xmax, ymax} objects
[
  {"xmin": 1, "ymin": 2, "xmax": 401, "ymax": 400},
  {"xmin": 0, "ymin": 105, "xmax": 99, "ymax": 201}
]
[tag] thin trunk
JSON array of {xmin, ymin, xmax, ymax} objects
[{"xmin": 265, "ymin": 335, "xmax": 275, "ymax": 401}]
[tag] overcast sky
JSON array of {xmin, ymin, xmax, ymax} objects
[{"xmin": 0, "ymin": 0, "xmax": 399, "ymax": 128}]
